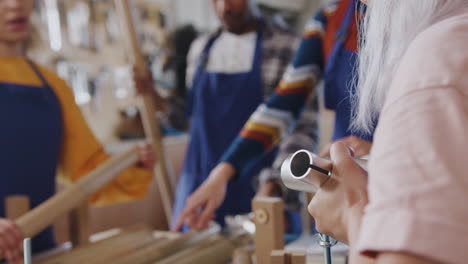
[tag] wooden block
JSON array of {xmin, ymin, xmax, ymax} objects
[
  {"xmin": 290, "ymin": 251, "xmax": 306, "ymax": 264},
  {"xmin": 270, "ymin": 250, "xmax": 288, "ymax": 264},
  {"xmin": 232, "ymin": 247, "xmax": 252, "ymax": 264},
  {"xmin": 69, "ymin": 202, "xmax": 90, "ymax": 247},
  {"xmin": 5, "ymin": 195, "xmax": 30, "ymax": 219},
  {"xmin": 253, "ymin": 197, "xmax": 284, "ymax": 264}
]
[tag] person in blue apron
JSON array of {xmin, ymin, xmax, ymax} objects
[
  {"xmin": 174, "ymin": 0, "xmax": 377, "ymax": 233},
  {"xmin": 0, "ymin": 0, "xmax": 154, "ymax": 261},
  {"xmin": 319, "ymin": 0, "xmax": 374, "ymax": 157},
  {"xmin": 172, "ymin": 0, "xmax": 299, "ymax": 231}
]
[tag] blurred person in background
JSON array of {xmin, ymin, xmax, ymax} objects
[
  {"xmin": 176, "ymin": 0, "xmax": 375, "ymax": 232},
  {"xmin": 0, "ymin": 0, "xmax": 155, "ymax": 260},
  {"xmin": 171, "ymin": 0, "xmax": 299, "ymax": 231}
]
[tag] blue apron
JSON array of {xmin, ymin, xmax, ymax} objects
[
  {"xmin": 323, "ymin": 0, "xmax": 373, "ymax": 141},
  {"xmin": 0, "ymin": 60, "xmax": 63, "ymax": 253},
  {"xmin": 173, "ymin": 25, "xmax": 276, "ymax": 228}
]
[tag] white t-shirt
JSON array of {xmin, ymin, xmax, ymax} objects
[{"xmin": 186, "ymin": 30, "xmax": 257, "ymax": 87}]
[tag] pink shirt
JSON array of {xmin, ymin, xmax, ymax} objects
[{"xmin": 358, "ymin": 12, "xmax": 468, "ymax": 264}]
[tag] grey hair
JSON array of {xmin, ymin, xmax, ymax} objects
[{"xmin": 352, "ymin": 0, "xmax": 468, "ymax": 134}]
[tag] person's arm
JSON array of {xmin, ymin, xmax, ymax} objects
[
  {"xmin": 220, "ymin": 7, "xmax": 333, "ymax": 180},
  {"xmin": 355, "ymin": 86, "xmax": 468, "ymax": 264},
  {"xmin": 54, "ymin": 77, "xmax": 153, "ymax": 205},
  {"xmin": 256, "ymin": 94, "xmax": 319, "ymax": 207}
]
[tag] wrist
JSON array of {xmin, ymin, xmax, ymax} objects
[
  {"xmin": 210, "ymin": 162, "xmax": 236, "ymax": 183},
  {"xmin": 346, "ymin": 207, "xmax": 364, "ymax": 245}
]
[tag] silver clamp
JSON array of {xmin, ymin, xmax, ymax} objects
[{"xmin": 316, "ymin": 234, "xmax": 338, "ymax": 248}]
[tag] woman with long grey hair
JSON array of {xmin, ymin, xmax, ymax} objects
[{"xmin": 308, "ymin": 0, "xmax": 468, "ymax": 263}]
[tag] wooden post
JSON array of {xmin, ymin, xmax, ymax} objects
[
  {"xmin": 270, "ymin": 250, "xmax": 288, "ymax": 264},
  {"xmin": 253, "ymin": 197, "xmax": 285, "ymax": 264},
  {"xmin": 69, "ymin": 202, "xmax": 90, "ymax": 247},
  {"xmin": 270, "ymin": 251, "xmax": 306, "ymax": 264},
  {"xmin": 232, "ymin": 247, "xmax": 252, "ymax": 264},
  {"xmin": 290, "ymin": 251, "xmax": 306, "ymax": 264},
  {"xmin": 5, "ymin": 195, "xmax": 30, "ymax": 219},
  {"xmin": 114, "ymin": 0, "xmax": 173, "ymax": 225}
]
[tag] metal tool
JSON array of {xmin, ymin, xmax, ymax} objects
[
  {"xmin": 281, "ymin": 150, "xmax": 368, "ymax": 193},
  {"xmin": 316, "ymin": 234, "xmax": 337, "ymax": 264},
  {"xmin": 24, "ymin": 238, "xmax": 32, "ymax": 264}
]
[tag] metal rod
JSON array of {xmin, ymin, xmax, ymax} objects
[
  {"xmin": 24, "ymin": 238, "xmax": 32, "ymax": 264},
  {"xmin": 323, "ymin": 235, "xmax": 332, "ymax": 264}
]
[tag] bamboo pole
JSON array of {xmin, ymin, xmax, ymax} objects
[{"xmin": 114, "ymin": 0, "xmax": 173, "ymax": 225}]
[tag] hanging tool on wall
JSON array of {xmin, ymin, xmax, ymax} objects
[{"xmin": 114, "ymin": 0, "xmax": 174, "ymax": 225}]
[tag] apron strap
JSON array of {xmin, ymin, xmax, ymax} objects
[
  {"xmin": 198, "ymin": 19, "xmax": 265, "ymax": 71},
  {"xmin": 324, "ymin": 0, "xmax": 356, "ymax": 75},
  {"xmin": 188, "ymin": 20, "xmax": 265, "ymax": 116},
  {"xmin": 25, "ymin": 59, "xmax": 58, "ymax": 105},
  {"xmin": 25, "ymin": 59, "xmax": 52, "ymax": 89}
]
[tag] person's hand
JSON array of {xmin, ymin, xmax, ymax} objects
[
  {"xmin": 138, "ymin": 143, "xmax": 156, "ymax": 171},
  {"xmin": 132, "ymin": 66, "xmax": 154, "ymax": 94},
  {"xmin": 0, "ymin": 218, "xmax": 23, "ymax": 263},
  {"xmin": 172, "ymin": 162, "xmax": 236, "ymax": 231},
  {"xmin": 319, "ymin": 136, "xmax": 372, "ymax": 158},
  {"xmin": 308, "ymin": 142, "xmax": 368, "ymax": 244}
]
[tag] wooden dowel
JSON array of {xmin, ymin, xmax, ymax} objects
[
  {"xmin": 77, "ymin": 234, "xmax": 168, "ymax": 264},
  {"xmin": 110, "ymin": 226, "xmax": 219, "ymax": 264},
  {"xmin": 114, "ymin": 0, "xmax": 173, "ymax": 225},
  {"xmin": 155, "ymin": 235, "xmax": 222, "ymax": 264},
  {"xmin": 157, "ymin": 236, "xmax": 236, "ymax": 264},
  {"xmin": 270, "ymin": 250, "xmax": 287, "ymax": 264},
  {"xmin": 290, "ymin": 251, "xmax": 306, "ymax": 264},
  {"xmin": 16, "ymin": 146, "xmax": 139, "ymax": 243},
  {"xmin": 5, "ymin": 195, "xmax": 30, "ymax": 220},
  {"xmin": 39, "ymin": 228, "xmax": 154, "ymax": 264},
  {"xmin": 69, "ymin": 202, "xmax": 90, "ymax": 247},
  {"xmin": 232, "ymin": 247, "xmax": 253, "ymax": 264}
]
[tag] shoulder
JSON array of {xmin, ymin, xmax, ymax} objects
[
  {"xmin": 301, "ymin": 1, "xmax": 340, "ymax": 37},
  {"xmin": 34, "ymin": 62, "xmax": 76, "ymax": 103},
  {"xmin": 394, "ymin": 13, "xmax": 468, "ymax": 96},
  {"xmin": 310, "ymin": 1, "xmax": 340, "ymax": 22},
  {"xmin": 187, "ymin": 30, "xmax": 220, "ymax": 63},
  {"xmin": 35, "ymin": 63, "xmax": 68, "ymax": 87}
]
